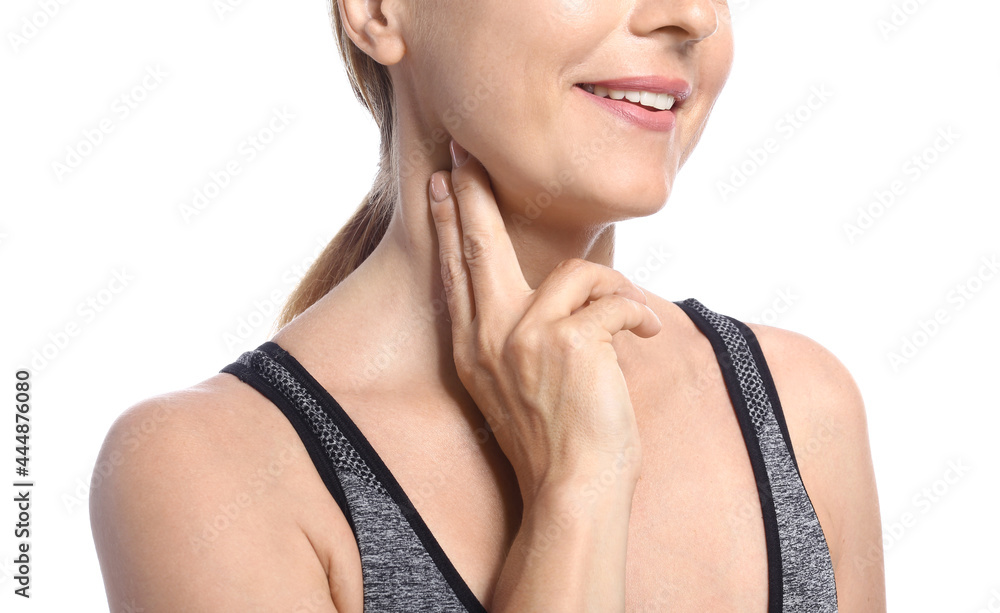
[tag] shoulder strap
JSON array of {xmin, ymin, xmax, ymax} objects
[
  {"xmin": 674, "ymin": 298, "xmax": 785, "ymax": 612},
  {"xmin": 220, "ymin": 342, "xmax": 488, "ymax": 613},
  {"xmin": 673, "ymin": 298, "xmax": 838, "ymax": 612},
  {"xmin": 220, "ymin": 344, "xmax": 358, "ymax": 530}
]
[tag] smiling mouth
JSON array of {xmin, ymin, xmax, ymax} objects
[{"xmin": 574, "ymin": 83, "xmax": 676, "ymax": 112}]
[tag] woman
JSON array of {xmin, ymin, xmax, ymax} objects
[{"xmin": 90, "ymin": 0, "xmax": 885, "ymax": 610}]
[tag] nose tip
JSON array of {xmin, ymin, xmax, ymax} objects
[{"xmin": 631, "ymin": 0, "xmax": 722, "ymax": 45}]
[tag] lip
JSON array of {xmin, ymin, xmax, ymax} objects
[{"xmin": 573, "ymin": 78, "xmax": 689, "ymax": 133}]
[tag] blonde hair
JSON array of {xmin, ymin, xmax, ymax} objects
[{"xmin": 274, "ymin": 5, "xmax": 398, "ymax": 329}]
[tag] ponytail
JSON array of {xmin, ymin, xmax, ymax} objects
[{"xmin": 273, "ymin": 4, "xmax": 399, "ymax": 330}]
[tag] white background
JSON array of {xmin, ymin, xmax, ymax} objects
[{"xmin": 2, "ymin": 0, "xmax": 998, "ymax": 610}]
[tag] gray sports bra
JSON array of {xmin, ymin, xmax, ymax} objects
[{"xmin": 219, "ymin": 297, "xmax": 838, "ymax": 612}]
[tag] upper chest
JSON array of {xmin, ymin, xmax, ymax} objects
[{"xmin": 294, "ymin": 357, "xmax": 773, "ymax": 613}]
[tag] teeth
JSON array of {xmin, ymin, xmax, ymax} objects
[
  {"xmin": 653, "ymin": 93, "xmax": 674, "ymax": 110},
  {"xmin": 582, "ymin": 83, "xmax": 675, "ymax": 111}
]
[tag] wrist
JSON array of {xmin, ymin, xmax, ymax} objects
[{"xmin": 526, "ymin": 455, "xmax": 640, "ymax": 519}]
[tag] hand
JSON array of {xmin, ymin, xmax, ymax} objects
[{"xmin": 427, "ymin": 139, "xmax": 661, "ymax": 504}]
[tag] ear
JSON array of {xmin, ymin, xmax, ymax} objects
[{"xmin": 336, "ymin": 0, "xmax": 407, "ymax": 66}]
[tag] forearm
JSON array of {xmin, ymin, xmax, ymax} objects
[{"xmin": 491, "ymin": 473, "xmax": 638, "ymax": 613}]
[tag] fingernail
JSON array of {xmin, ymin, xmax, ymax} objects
[
  {"xmin": 450, "ymin": 139, "xmax": 469, "ymax": 167},
  {"xmin": 430, "ymin": 173, "xmax": 450, "ymax": 202}
]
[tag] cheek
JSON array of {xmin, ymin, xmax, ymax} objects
[
  {"xmin": 700, "ymin": 12, "xmax": 735, "ymax": 95},
  {"xmin": 412, "ymin": 1, "xmax": 677, "ymax": 213},
  {"xmin": 704, "ymin": 37, "xmax": 734, "ymax": 95},
  {"xmin": 410, "ymin": 0, "xmax": 615, "ymax": 143}
]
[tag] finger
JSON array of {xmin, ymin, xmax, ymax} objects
[
  {"xmin": 529, "ymin": 258, "xmax": 647, "ymax": 323},
  {"xmin": 448, "ymin": 140, "xmax": 532, "ymax": 319},
  {"xmin": 565, "ymin": 294, "xmax": 662, "ymax": 344},
  {"xmin": 428, "ymin": 170, "xmax": 474, "ymax": 335}
]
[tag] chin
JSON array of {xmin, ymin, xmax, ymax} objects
[
  {"xmin": 601, "ymin": 173, "xmax": 674, "ymax": 214},
  {"xmin": 565, "ymin": 180, "xmax": 672, "ymax": 224},
  {"xmin": 492, "ymin": 150, "xmax": 675, "ymax": 225}
]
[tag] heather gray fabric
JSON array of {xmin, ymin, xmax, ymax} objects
[
  {"xmin": 221, "ymin": 346, "xmax": 486, "ymax": 613},
  {"xmin": 220, "ymin": 296, "xmax": 838, "ymax": 612}
]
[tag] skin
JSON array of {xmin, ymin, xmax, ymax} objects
[{"xmin": 90, "ymin": 0, "xmax": 886, "ymax": 611}]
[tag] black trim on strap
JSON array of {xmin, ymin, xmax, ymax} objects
[
  {"xmin": 220, "ymin": 359, "xmax": 357, "ymax": 536},
  {"xmin": 731, "ymin": 317, "xmax": 836, "ymax": 578},
  {"xmin": 253, "ymin": 341, "xmax": 489, "ymax": 613},
  {"xmin": 730, "ymin": 317, "xmax": 801, "ymax": 475},
  {"xmin": 673, "ymin": 300, "xmax": 783, "ymax": 613}
]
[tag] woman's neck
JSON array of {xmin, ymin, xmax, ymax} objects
[{"xmin": 271, "ymin": 166, "xmax": 629, "ymax": 401}]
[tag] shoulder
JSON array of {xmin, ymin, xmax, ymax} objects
[
  {"xmin": 590, "ymin": 290, "xmax": 884, "ymax": 606},
  {"xmin": 89, "ymin": 374, "xmax": 345, "ymax": 611},
  {"xmin": 743, "ymin": 321, "xmax": 886, "ymax": 608},
  {"xmin": 91, "ymin": 374, "xmax": 289, "ymax": 487},
  {"xmin": 89, "ymin": 373, "xmax": 303, "ymax": 548},
  {"xmin": 743, "ymin": 321, "xmax": 865, "ymax": 427},
  {"xmin": 741, "ymin": 321, "xmax": 867, "ymax": 465},
  {"xmin": 741, "ymin": 321, "xmax": 867, "ymax": 501},
  {"xmin": 657, "ymin": 296, "xmax": 870, "ymax": 469}
]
